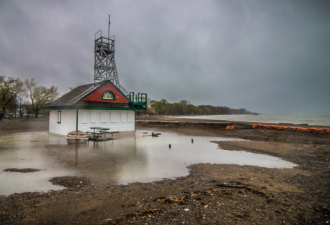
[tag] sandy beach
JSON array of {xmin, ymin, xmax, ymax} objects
[{"xmin": 0, "ymin": 118, "xmax": 329, "ymax": 224}]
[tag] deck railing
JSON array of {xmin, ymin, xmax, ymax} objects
[
  {"xmin": 127, "ymin": 92, "xmax": 147, "ymax": 110},
  {"xmin": 94, "ymin": 30, "xmax": 115, "ymax": 53}
]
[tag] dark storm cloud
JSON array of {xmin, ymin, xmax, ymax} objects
[{"xmin": 0, "ymin": 0, "xmax": 329, "ymax": 113}]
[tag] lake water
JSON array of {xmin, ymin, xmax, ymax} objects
[
  {"xmin": 178, "ymin": 113, "xmax": 330, "ymax": 126},
  {"xmin": 0, "ymin": 131, "xmax": 297, "ymax": 195}
]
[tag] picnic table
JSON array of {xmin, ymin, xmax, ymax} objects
[{"xmin": 87, "ymin": 127, "xmax": 112, "ymax": 141}]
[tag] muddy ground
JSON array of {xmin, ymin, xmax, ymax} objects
[
  {"xmin": 3, "ymin": 168, "xmax": 43, "ymax": 173},
  {"xmin": 0, "ymin": 118, "xmax": 49, "ymax": 135},
  {"xmin": 0, "ymin": 118, "xmax": 330, "ymax": 224}
]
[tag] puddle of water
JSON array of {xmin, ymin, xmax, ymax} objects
[{"xmin": 0, "ymin": 130, "xmax": 297, "ymax": 195}]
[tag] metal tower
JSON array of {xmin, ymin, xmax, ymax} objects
[{"xmin": 94, "ymin": 15, "xmax": 127, "ymax": 94}]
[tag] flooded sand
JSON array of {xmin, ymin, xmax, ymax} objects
[
  {"xmin": 0, "ymin": 120, "xmax": 329, "ymax": 224},
  {"xmin": 0, "ymin": 130, "xmax": 296, "ymax": 195}
]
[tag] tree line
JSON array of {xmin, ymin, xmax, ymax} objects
[
  {"xmin": 0, "ymin": 76, "xmax": 59, "ymax": 118},
  {"xmin": 0, "ymin": 76, "xmax": 254, "ymax": 118},
  {"xmin": 148, "ymin": 99, "xmax": 255, "ymax": 115}
]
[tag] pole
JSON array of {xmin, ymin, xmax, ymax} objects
[
  {"xmin": 108, "ymin": 15, "xmax": 110, "ymax": 44},
  {"xmin": 76, "ymin": 109, "xmax": 78, "ymax": 131}
]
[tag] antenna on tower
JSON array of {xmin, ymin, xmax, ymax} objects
[{"xmin": 108, "ymin": 15, "xmax": 110, "ymax": 44}]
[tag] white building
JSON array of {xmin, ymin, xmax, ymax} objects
[{"xmin": 44, "ymin": 80, "xmax": 147, "ymax": 136}]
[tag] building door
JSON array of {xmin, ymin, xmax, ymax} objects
[
  {"xmin": 119, "ymin": 111, "xmax": 127, "ymax": 131},
  {"xmin": 110, "ymin": 111, "xmax": 119, "ymax": 131}
]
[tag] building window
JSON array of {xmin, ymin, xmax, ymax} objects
[
  {"xmin": 57, "ymin": 111, "xmax": 61, "ymax": 123},
  {"xmin": 102, "ymin": 91, "xmax": 115, "ymax": 100}
]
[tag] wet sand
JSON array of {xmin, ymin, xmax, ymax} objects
[{"xmin": 0, "ymin": 118, "xmax": 330, "ymax": 224}]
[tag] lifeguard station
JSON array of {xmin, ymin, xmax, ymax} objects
[{"xmin": 44, "ymin": 16, "xmax": 147, "ymax": 137}]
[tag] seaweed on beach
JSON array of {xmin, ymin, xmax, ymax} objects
[{"xmin": 3, "ymin": 168, "xmax": 43, "ymax": 173}]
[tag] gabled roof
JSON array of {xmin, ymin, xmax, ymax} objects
[
  {"xmin": 47, "ymin": 82, "xmax": 103, "ymax": 107},
  {"xmin": 44, "ymin": 81, "xmax": 131, "ymax": 110}
]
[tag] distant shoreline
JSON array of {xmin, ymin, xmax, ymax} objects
[
  {"xmin": 138, "ymin": 114, "xmax": 330, "ymax": 128},
  {"xmin": 175, "ymin": 113, "xmax": 330, "ymax": 127}
]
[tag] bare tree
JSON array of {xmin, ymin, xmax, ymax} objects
[
  {"xmin": 0, "ymin": 76, "xmax": 25, "ymax": 115},
  {"xmin": 25, "ymin": 78, "xmax": 59, "ymax": 118},
  {"xmin": 179, "ymin": 100, "xmax": 190, "ymax": 107},
  {"xmin": 160, "ymin": 99, "xmax": 168, "ymax": 105}
]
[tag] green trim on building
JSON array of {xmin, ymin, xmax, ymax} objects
[
  {"xmin": 57, "ymin": 110, "xmax": 61, "ymax": 123},
  {"xmin": 41, "ymin": 80, "xmax": 147, "ymax": 111}
]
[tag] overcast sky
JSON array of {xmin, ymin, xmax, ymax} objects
[{"xmin": 0, "ymin": 0, "xmax": 329, "ymax": 113}]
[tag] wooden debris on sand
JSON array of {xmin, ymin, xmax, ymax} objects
[{"xmin": 252, "ymin": 124, "xmax": 330, "ymax": 134}]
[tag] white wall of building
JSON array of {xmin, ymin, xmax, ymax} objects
[
  {"xmin": 49, "ymin": 109, "xmax": 77, "ymax": 136},
  {"xmin": 78, "ymin": 110, "xmax": 135, "ymax": 133},
  {"xmin": 49, "ymin": 109, "xmax": 135, "ymax": 135}
]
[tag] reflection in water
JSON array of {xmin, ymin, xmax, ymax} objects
[
  {"xmin": 0, "ymin": 131, "xmax": 297, "ymax": 195},
  {"xmin": 0, "ymin": 133, "xmax": 75, "ymax": 195},
  {"xmin": 75, "ymin": 145, "xmax": 78, "ymax": 165}
]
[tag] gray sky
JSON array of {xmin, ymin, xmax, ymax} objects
[{"xmin": 1, "ymin": 0, "xmax": 329, "ymax": 113}]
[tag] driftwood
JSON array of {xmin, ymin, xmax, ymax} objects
[
  {"xmin": 252, "ymin": 124, "xmax": 330, "ymax": 134},
  {"xmin": 143, "ymin": 132, "xmax": 160, "ymax": 137}
]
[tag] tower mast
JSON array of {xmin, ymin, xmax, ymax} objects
[{"xmin": 94, "ymin": 15, "xmax": 127, "ymax": 94}]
